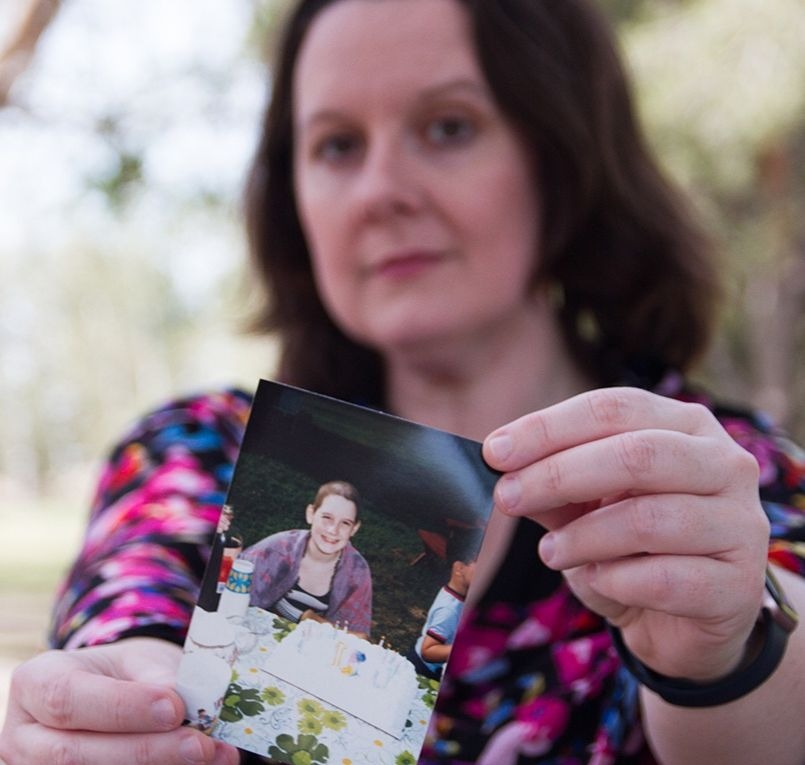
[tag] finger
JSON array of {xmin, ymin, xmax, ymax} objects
[
  {"xmin": 538, "ymin": 494, "xmax": 744, "ymax": 570},
  {"xmin": 590, "ymin": 555, "xmax": 761, "ymax": 623},
  {"xmin": 112, "ymin": 638, "xmax": 184, "ymax": 687},
  {"xmin": 493, "ymin": 429, "xmax": 757, "ymax": 516},
  {"xmin": 13, "ymin": 651, "xmax": 185, "ymax": 733},
  {"xmin": 10, "ymin": 726, "xmax": 224, "ymax": 765},
  {"xmin": 484, "ymin": 387, "xmax": 721, "ymax": 470},
  {"xmin": 213, "ymin": 740, "xmax": 242, "ymax": 765}
]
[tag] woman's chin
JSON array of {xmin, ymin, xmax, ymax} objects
[
  {"xmin": 351, "ymin": 314, "xmax": 472, "ymax": 356},
  {"xmin": 344, "ymin": 291, "xmax": 539, "ymax": 354}
]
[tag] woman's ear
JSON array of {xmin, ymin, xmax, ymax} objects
[
  {"xmin": 305, "ymin": 503, "xmax": 316, "ymax": 525},
  {"xmin": 350, "ymin": 520, "xmax": 361, "ymax": 537}
]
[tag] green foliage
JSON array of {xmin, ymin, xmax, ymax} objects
[
  {"xmin": 88, "ymin": 150, "xmax": 144, "ymax": 211},
  {"xmin": 298, "ymin": 714, "xmax": 323, "ymax": 735},
  {"xmin": 272, "ymin": 616, "xmax": 296, "ymax": 643},
  {"xmin": 260, "ymin": 685, "xmax": 287, "ymax": 706},
  {"xmin": 218, "ymin": 684, "xmax": 266, "ymax": 722},
  {"xmin": 267, "ymin": 733, "xmax": 329, "ymax": 765},
  {"xmin": 416, "ymin": 675, "xmax": 440, "ymax": 709},
  {"xmin": 319, "ymin": 708, "xmax": 347, "ymax": 731},
  {"xmin": 296, "ymin": 699, "xmax": 325, "ymax": 718}
]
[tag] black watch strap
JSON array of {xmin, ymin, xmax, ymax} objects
[{"xmin": 609, "ymin": 568, "xmax": 799, "ymax": 708}]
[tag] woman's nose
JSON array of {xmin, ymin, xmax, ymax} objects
[{"xmin": 354, "ymin": 137, "xmax": 423, "ymax": 222}]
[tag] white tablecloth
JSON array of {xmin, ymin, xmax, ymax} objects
[{"xmin": 212, "ymin": 607, "xmax": 439, "ymax": 764}]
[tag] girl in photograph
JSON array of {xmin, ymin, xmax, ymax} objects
[
  {"xmin": 240, "ymin": 480, "xmax": 372, "ymax": 636},
  {"xmin": 1, "ymin": 0, "xmax": 803, "ymax": 763}
]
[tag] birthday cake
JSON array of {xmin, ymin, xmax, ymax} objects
[{"xmin": 262, "ymin": 620, "xmax": 419, "ymax": 738}]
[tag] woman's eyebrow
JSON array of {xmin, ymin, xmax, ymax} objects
[
  {"xmin": 416, "ymin": 78, "xmax": 490, "ymax": 102},
  {"xmin": 299, "ymin": 109, "xmax": 347, "ymax": 132},
  {"xmin": 298, "ymin": 78, "xmax": 490, "ymax": 132}
]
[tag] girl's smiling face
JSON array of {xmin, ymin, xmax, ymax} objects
[
  {"xmin": 292, "ymin": 0, "xmax": 541, "ymax": 355},
  {"xmin": 305, "ymin": 494, "xmax": 360, "ymax": 557}
]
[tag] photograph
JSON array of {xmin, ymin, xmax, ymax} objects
[
  {"xmin": 3, "ymin": 2, "xmax": 805, "ymax": 764},
  {"xmin": 176, "ymin": 379, "xmax": 498, "ymax": 764}
]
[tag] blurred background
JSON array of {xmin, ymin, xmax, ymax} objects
[{"xmin": 1, "ymin": 0, "xmax": 803, "ymax": 727}]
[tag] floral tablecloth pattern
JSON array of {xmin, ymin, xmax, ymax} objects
[{"xmin": 213, "ymin": 608, "xmax": 439, "ymax": 764}]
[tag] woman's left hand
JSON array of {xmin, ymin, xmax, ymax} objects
[{"xmin": 483, "ymin": 387, "xmax": 771, "ymax": 682}]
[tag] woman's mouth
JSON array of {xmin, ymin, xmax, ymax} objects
[{"xmin": 370, "ymin": 250, "xmax": 447, "ymax": 280}]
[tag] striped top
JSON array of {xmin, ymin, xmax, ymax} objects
[{"xmin": 273, "ymin": 580, "xmax": 331, "ymax": 623}]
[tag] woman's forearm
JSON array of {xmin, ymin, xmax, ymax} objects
[{"xmin": 641, "ymin": 566, "xmax": 805, "ymax": 764}]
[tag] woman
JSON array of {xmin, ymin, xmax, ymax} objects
[
  {"xmin": 240, "ymin": 480, "xmax": 372, "ymax": 636},
  {"xmin": 1, "ymin": 0, "xmax": 803, "ymax": 763}
]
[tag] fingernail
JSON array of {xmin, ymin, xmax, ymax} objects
[
  {"xmin": 487, "ymin": 433, "xmax": 513, "ymax": 462},
  {"xmin": 539, "ymin": 533, "xmax": 556, "ymax": 565},
  {"xmin": 496, "ymin": 475, "xmax": 521, "ymax": 511},
  {"xmin": 152, "ymin": 697, "xmax": 179, "ymax": 728},
  {"xmin": 180, "ymin": 734, "xmax": 208, "ymax": 763}
]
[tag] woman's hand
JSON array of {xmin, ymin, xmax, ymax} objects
[
  {"xmin": 483, "ymin": 387, "xmax": 771, "ymax": 682},
  {"xmin": 0, "ymin": 638, "xmax": 240, "ymax": 765}
]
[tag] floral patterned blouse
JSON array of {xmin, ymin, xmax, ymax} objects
[{"xmin": 49, "ymin": 376, "xmax": 805, "ymax": 765}]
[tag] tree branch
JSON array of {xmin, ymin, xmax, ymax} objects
[{"xmin": 0, "ymin": 0, "xmax": 62, "ymax": 108}]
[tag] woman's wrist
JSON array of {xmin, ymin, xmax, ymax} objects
[{"xmin": 609, "ymin": 568, "xmax": 799, "ymax": 707}]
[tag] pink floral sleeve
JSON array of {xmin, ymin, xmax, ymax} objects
[{"xmin": 49, "ymin": 389, "xmax": 251, "ymax": 649}]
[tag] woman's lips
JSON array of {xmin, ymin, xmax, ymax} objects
[{"xmin": 370, "ymin": 251, "xmax": 447, "ymax": 279}]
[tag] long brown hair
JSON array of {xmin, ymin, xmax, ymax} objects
[{"xmin": 244, "ymin": 0, "xmax": 720, "ymax": 404}]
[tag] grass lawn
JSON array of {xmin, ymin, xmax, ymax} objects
[{"xmin": 0, "ymin": 502, "xmax": 86, "ymax": 595}]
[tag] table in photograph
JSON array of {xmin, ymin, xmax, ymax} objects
[{"xmin": 213, "ymin": 607, "xmax": 439, "ymax": 765}]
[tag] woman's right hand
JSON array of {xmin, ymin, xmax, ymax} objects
[{"xmin": 0, "ymin": 638, "xmax": 240, "ymax": 765}]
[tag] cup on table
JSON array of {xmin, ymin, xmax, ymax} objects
[{"xmin": 219, "ymin": 559, "xmax": 255, "ymax": 619}]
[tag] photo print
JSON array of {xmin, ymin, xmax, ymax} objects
[{"xmin": 176, "ymin": 379, "xmax": 498, "ymax": 764}]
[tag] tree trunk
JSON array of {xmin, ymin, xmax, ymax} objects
[{"xmin": 745, "ymin": 140, "xmax": 803, "ymax": 429}]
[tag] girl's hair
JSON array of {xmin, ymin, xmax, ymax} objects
[
  {"xmin": 244, "ymin": 0, "xmax": 720, "ymax": 403},
  {"xmin": 312, "ymin": 480, "xmax": 360, "ymax": 519}
]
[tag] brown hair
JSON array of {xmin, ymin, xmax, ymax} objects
[
  {"xmin": 245, "ymin": 0, "xmax": 720, "ymax": 402},
  {"xmin": 311, "ymin": 480, "xmax": 360, "ymax": 519}
]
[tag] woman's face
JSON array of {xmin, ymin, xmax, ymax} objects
[
  {"xmin": 305, "ymin": 494, "xmax": 360, "ymax": 557},
  {"xmin": 292, "ymin": 0, "xmax": 542, "ymax": 353}
]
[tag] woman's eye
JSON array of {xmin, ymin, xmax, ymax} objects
[
  {"xmin": 424, "ymin": 116, "xmax": 475, "ymax": 146},
  {"xmin": 313, "ymin": 133, "xmax": 361, "ymax": 162}
]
